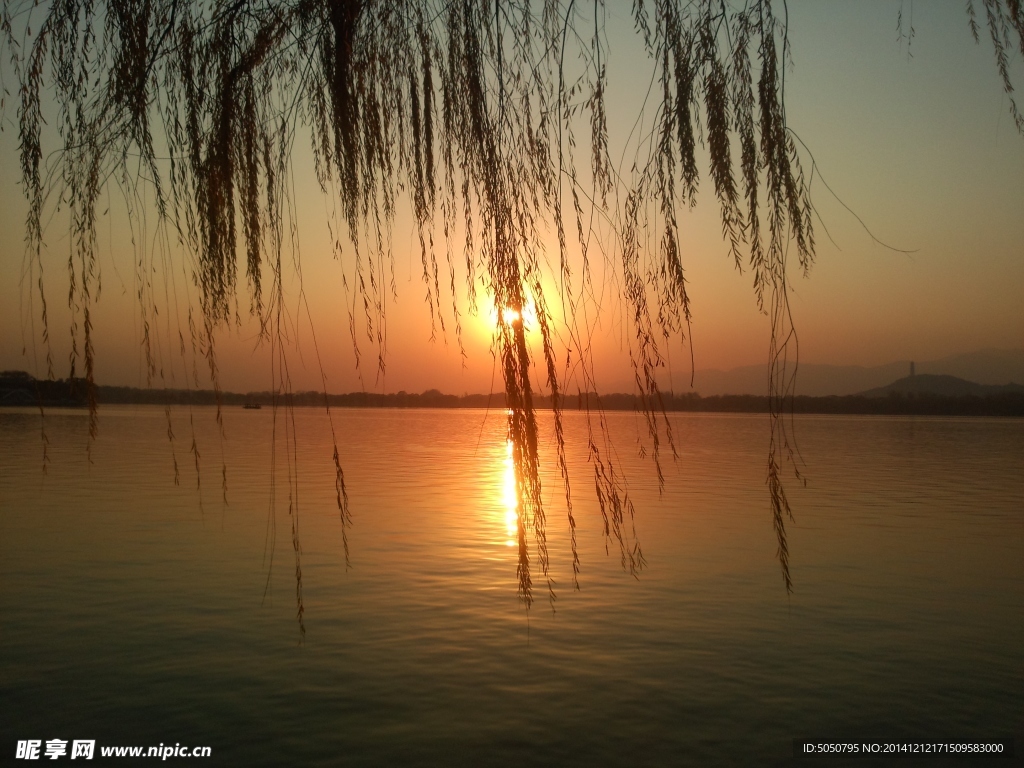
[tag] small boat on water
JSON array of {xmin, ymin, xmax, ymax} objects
[{"xmin": 243, "ymin": 403, "xmax": 262, "ymax": 410}]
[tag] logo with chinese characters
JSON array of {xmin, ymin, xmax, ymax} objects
[{"xmin": 15, "ymin": 740, "xmax": 94, "ymax": 760}]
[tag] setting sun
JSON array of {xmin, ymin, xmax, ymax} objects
[{"xmin": 493, "ymin": 301, "xmax": 537, "ymax": 330}]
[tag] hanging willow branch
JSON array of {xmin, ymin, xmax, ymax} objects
[{"xmin": 3, "ymin": 0, "xmax": 1022, "ymax": 603}]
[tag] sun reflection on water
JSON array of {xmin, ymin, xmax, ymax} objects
[{"xmin": 501, "ymin": 439, "xmax": 518, "ymax": 547}]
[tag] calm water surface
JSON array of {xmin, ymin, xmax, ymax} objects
[{"xmin": 1, "ymin": 406, "xmax": 1021, "ymax": 766}]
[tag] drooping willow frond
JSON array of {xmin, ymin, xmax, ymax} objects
[{"xmin": 4, "ymin": 0, "xmax": 1020, "ymax": 603}]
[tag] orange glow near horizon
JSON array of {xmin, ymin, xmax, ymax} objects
[{"xmin": 1, "ymin": 4, "xmax": 1023, "ymax": 396}]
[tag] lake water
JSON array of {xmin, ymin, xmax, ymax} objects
[{"xmin": 1, "ymin": 406, "xmax": 1021, "ymax": 765}]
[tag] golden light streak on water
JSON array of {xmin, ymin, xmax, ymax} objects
[{"xmin": 502, "ymin": 439, "xmax": 517, "ymax": 547}]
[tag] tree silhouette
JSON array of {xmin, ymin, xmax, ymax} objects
[{"xmin": 3, "ymin": 0, "xmax": 1021, "ymax": 608}]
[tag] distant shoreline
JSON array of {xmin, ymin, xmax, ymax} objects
[{"xmin": 2, "ymin": 375, "xmax": 1022, "ymax": 417}]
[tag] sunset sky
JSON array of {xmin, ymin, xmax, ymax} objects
[{"xmin": 1, "ymin": 0, "xmax": 1021, "ymax": 395}]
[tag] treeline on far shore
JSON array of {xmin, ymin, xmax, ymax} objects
[{"xmin": 3, "ymin": 372, "xmax": 1023, "ymax": 416}]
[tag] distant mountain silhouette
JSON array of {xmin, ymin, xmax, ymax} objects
[
  {"xmin": 6, "ymin": 348, "xmax": 1023, "ymax": 402},
  {"xmin": 857, "ymin": 374, "xmax": 1024, "ymax": 398},
  {"xmin": 686, "ymin": 348, "xmax": 1024, "ymax": 396}
]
